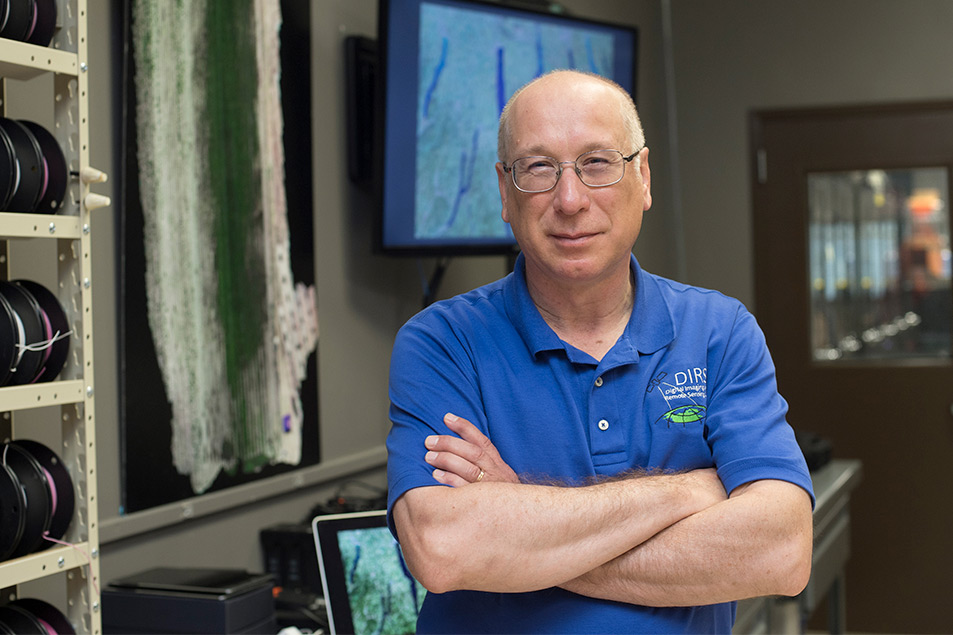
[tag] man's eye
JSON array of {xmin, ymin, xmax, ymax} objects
[
  {"xmin": 582, "ymin": 154, "xmax": 615, "ymax": 166},
  {"xmin": 525, "ymin": 161, "xmax": 555, "ymax": 172},
  {"xmin": 582, "ymin": 160, "xmax": 613, "ymax": 173}
]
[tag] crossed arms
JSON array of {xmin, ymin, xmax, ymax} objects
[{"xmin": 392, "ymin": 413, "xmax": 813, "ymax": 607}]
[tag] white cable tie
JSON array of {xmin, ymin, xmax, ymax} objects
[
  {"xmin": 16, "ymin": 329, "xmax": 72, "ymax": 354},
  {"xmin": 10, "ymin": 310, "xmax": 26, "ymax": 369}
]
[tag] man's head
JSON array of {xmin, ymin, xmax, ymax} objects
[
  {"xmin": 495, "ymin": 70, "xmax": 652, "ymax": 289},
  {"xmin": 498, "ymin": 71, "xmax": 645, "ymax": 167}
]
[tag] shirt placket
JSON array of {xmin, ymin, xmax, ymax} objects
[{"xmin": 588, "ymin": 367, "xmax": 627, "ymax": 466}]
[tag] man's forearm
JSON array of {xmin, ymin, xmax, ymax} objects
[
  {"xmin": 394, "ymin": 468, "xmax": 726, "ymax": 595},
  {"xmin": 560, "ymin": 479, "xmax": 814, "ymax": 606}
]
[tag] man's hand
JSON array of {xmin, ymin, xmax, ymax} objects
[{"xmin": 424, "ymin": 413, "xmax": 521, "ymax": 487}]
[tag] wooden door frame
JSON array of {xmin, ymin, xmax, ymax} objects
[{"xmin": 748, "ymin": 101, "xmax": 953, "ymax": 633}]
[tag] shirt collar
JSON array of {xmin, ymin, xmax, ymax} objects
[
  {"xmin": 503, "ymin": 253, "xmax": 564, "ymax": 356},
  {"xmin": 623, "ymin": 254, "xmax": 677, "ymax": 356},
  {"xmin": 503, "ymin": 253, "xmax": 677, "ymax": 362}
]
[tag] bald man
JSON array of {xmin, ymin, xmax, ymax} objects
[{"xmin": 386, "ymin": 70, "xmax": 813, "ymax": 634}]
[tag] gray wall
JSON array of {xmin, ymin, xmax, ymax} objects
[
  {"xmin": 85, "ymin": 0, "xmax": 675, "ymax": 584},
  {"xmin": 669, "ymin": 0, "xmax": 953, "ymax": 307}
]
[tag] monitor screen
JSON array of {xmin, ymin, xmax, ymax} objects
[
  {"xmin": 313, "ymin": 510, "xmax": 425, "ymax": 635},
  {"xmin": 376, "ymin": 0, "xmax": 639, "ymax": 255}
]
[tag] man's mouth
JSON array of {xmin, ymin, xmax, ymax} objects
[{"xmin": 552, "ymin": 231, "xmax": 597, "ymax": 244}]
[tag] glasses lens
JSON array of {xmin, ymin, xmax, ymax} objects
[
  {"xmin": 510, "ymin": 150, "xmax": 628, "ymax": 192},
  {"xmin": 577, "ymin": 150, "xmax": 625, "ymax": 187},
  {"xmin": 512, "ymin": 157, "xmax": 559, "ymax": 192}
]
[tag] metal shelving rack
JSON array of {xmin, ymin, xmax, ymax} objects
[{"xmin": 0, "ymin": 1, "xmax": 104, "ymax": 633}]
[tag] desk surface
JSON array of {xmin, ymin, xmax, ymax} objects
[
  {"xmin": 734, "ymin": 458, "xmax": 863, "ymax": 634},
  {"xmin": 811, "ymin": 459, "xmax": 863, "ymax": 536}
]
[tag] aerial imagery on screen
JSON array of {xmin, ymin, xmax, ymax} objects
[
  {"xmin": 339, "ymin": 526, "xmax": 426, "ymax": 635},
  {"xmin": 411, "ymin": 2, "xmax": 622, "ymax": 243}
]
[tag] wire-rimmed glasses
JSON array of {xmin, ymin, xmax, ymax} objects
[{"xmin": 502, "ymin": 147, "xmax": 643, "ymax": 193}]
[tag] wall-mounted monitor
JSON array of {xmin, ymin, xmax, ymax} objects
[{"xmin": 374, "ymin": 0, "xmax": 639, "ymax": 256}]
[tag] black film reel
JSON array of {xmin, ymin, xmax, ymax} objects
[
  {"xmin": 0, "ymin": 280, "xmax": 44, "ymax": 386},
  {"xmin": 14, "ymin": 280, "xmax": 70, "ymax": 383},
  {"xmin": 0, "ymin": 460, "xmax": 26, "ymax": 561},
  {"xmin": 12, "ymin": 439, "xmax": 73, "ymax": 546},
  {"xmin": 20, "ymin": 121, "xmax": 67, "ymax": 214},
  {"xmin": 3, "ymin": 442, "xmax": 51, "ymax": 558}
]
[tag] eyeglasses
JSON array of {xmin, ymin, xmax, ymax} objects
[{"xmin": 502, "ymin": 147, "xmax": 642, "ymax": 193}]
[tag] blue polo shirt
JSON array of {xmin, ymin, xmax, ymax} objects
[{"xmin": 386, "ymin": 254, "xmax": 813, "ymax": 634}]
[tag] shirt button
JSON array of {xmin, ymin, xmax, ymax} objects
[
  {"xmin": 594, "ymin": 376, "xmax": 604, "ymax": 387},
  {"xmin": 598, "ymin": 419, "xmax": 610, "ymax": 431}
]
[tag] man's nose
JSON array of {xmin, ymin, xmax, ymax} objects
[{"xmin": 552, "ymin": 163, "xmax": 589, "ymax": 214}]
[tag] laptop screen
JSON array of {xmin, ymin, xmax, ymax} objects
[{"xmin": 312, "ymin": 510, "xmax": 426, "ymax": 635}]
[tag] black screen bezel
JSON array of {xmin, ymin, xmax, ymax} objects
[{"xmin": 374, "ymin": 0, "xmax": 639, "ymax": 257}]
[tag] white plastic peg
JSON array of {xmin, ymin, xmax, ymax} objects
[
  {"xmin": 80, "ymin": 166, "xmax": 109, "ymax": 184},
  {"xmin": 84, "ymin": 192, "xmax": 111, "ymax": 211}
]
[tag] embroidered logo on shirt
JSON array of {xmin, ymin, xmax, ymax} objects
[{"xmin": 647, "ymin": 369, "xmax": 708, "ymax": 428}]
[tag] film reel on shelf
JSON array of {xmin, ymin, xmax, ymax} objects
[
  {"xmin": 0, "ymin": 279, "xmax": 70, "ymax": 387},
  {"xmin": 0, "ymin": 439, "xmax": 74, "ymax": 562},
  {"xmin": 0, "ymin": 598, "xmax": 74, "ymax": 634},
  {"xmin": 0, "ymin": 117, "xmax": 68, "ymax": 215},
  {"xmin": 0, "ymin": 0, "xmax": 56, "ymax": 47}
]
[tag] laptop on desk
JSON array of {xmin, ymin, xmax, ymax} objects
[{"xmin": 312, "ymin": 510, "xmax": 426, "ymax": 635}]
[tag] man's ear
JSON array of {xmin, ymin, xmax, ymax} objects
[
  {"xmin": 497, "ymin": 162, "xmax": 511, "ymax": 222},
  {"xmin": 640, "ymin": 147, "xmax": 652, "ymax": 211}
]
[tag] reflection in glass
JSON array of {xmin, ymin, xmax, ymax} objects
[{"xmin": 808, "ymin": 168, "xmax": 951, "ymax": 362}]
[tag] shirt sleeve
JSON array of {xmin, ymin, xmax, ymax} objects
[
  {"xmin": 705, "ymin": 304, "xmax": 816, "ymax": 507},
  {"xmin": 385, "ymin": 309, "xmax": 490, "ymax": 538}
]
